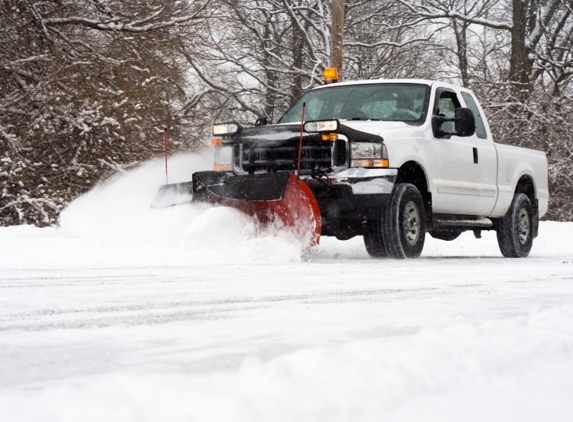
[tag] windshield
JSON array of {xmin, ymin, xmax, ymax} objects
[{"xmin": 279, "ymin": 83, "xmax": 430, "ymax": 124}]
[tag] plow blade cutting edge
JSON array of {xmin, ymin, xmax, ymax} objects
[
  {"xmin": 153, "ymin": 172, "xmax": 322, "ymax": 247},
  {"xmin": 151, "ymin": 181, "xmax": 194, "ymax": 208}
]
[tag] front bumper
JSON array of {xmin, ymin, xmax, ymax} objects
[
  {"xmin": 326, "ymin": 168, "xmax": 397, "ymax": 195},
  {"xmin": 192, "ymin": 168, "xmax": 397, "ymax": 240}
]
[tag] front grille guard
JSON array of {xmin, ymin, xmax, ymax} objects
[{"xmin": 233, "ymin": 143, "xmax": 337, "ymax": 175}]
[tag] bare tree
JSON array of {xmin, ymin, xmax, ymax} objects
[
  {"xmin": 396, "ymin": 0, "xmax": 573, "ymax": 220},
  {"xmin": 0, "ymin": 0, "xmax": 210, "ymax": 226},
  {"xmin": 397, "ymin": 0, "xmax": 573, "ymax": 96},
  {"xmin": 181, "ymin": 0, "xmax": 442, "ymax": 126},
  {"xmin": 343, "ymin": 1, "xmax": 441, "ymax": 81},
  {"xmin": 3, "ymin": 0, "xmax": 571, "ymax": 224},
  {"xmin": 330, "ymin": 0, "xmax": 345, "ymax": 73}
]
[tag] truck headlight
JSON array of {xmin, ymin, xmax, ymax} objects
[
  {"xmin": 304, "ymin": 119, "xmax": 339, "ymax": 133},
  {"xmin": 212, "ymin": 122, "xmax": 241, "ymax": 136},
  {"xmin": 212, "ymin": 139, "xmax": 233, "ymax": 172},
  {"xmin": 351, "ymin": 142, "xmax": 389, "ymax": 168}
]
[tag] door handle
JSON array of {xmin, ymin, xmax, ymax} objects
[{"xmin": 473, "ymin": 147, "xmax": 478, "ymax": 164}]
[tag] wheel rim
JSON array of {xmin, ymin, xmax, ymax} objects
[
  {"xmin": 402, "ymin": 201, "xmax": 420, "ymax": 245},
  {"xmin": 517, "ymin": 208, "xmax": 530, "ymax": 245}
]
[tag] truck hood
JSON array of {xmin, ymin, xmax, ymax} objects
[
  {"xmin": 230, "ymin": 122, "xmax": 388, "ymax": 146},
  {"xmin": 338, "ymin": 119, "xmax": 425, "ymax": 140}
]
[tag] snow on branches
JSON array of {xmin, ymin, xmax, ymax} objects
[{"xmin": 0, "ymin": 0, "xmax": 209, "ymax": 226}]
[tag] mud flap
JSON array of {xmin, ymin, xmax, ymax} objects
[{"xmin": 193, "ymin": 171, "xmax": 322, "ymax": 247}]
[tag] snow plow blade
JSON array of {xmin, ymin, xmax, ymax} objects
[
  {"xmin": 193, "ymin": 171, "xmax": 322, "ymax": 246},
  {"xmin": 151, "ymin": 181, "xmax": 194, "ymax": 208}
]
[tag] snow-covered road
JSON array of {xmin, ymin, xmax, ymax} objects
[{"xmin": 1, "ymin": 155, "xmax": 572, "ymax": 421}]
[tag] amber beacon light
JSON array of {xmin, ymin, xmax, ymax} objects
[{"xmin": 323, "ymin": 68, "xmax": 339, "ymax": 84}]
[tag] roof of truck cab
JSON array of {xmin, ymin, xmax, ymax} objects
[{"xmin": 311, "ymin": 79, "xmax": 459, "ymax": 90}]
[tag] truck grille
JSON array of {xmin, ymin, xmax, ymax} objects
[{"xmin": 235, "ymin": 144, "xmax": 333, "ymax": 174}]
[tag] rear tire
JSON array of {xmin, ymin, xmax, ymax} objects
[
  {"xmin": 497, "ymin": 193, "xmax": 533, "ymax": 258},
  {"xmin": 383, "ymin": 183, "xmax": 426, "ymax": 259}
]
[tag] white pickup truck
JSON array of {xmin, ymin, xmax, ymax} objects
[{"xmin": 175, "ymin": 71, "xmax": 549, "ymax": 258}]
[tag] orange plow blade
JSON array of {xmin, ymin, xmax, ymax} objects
[
  {"xmin": 234, "ymin": 174, "xmax": 321, "ymax": 247},
  {"xmin": 192, "ymin": 172, "xmax": 321, "ymax": 247}
]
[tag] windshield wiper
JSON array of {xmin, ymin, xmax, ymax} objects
[{"xmin": 346, "ymin": 117, "xmax": 382, "ymax": 121}]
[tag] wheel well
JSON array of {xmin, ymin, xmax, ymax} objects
[
  {"xmin": 396, "ymin": 161, "xmax": 431, "ymax": 224},
  {"xmin": 515, "ymin": 175, "xmax": 539, "ymax": 237},
  {"xmin": 515, "ymin": 175, "xmax": 535, "ymax": 203},
  {"xmin": 396, "ymin": 161, "xmax": 428, "ymax": 193}
]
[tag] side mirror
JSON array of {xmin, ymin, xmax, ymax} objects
[
  {"xmin": 432, "ymin": 107, "xmax": 476, "ymax": 138},
  {"xmin": 255, "ymin": 117, "xmax": 268, "ymax": 126},
  {"xmin": 454, "ymin": 108, "xmax": 475, "ymax": 137}
]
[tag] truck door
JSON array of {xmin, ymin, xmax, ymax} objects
[
  {"xmin": 430, "ymin": 88, "xmax": 480, "ymax": 215},
  {"xmin": 460, "ymin": 91, "xmax": 498, "ymax": 216}
]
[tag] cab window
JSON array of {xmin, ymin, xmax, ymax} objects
[
  {"xmin": 434, "ymin": 90, "xmax": 461, "ymax": 133},
  {"xmin": 461, "ymin": 92, "xmax": 487, "ymax": 139}
]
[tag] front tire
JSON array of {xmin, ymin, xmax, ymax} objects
[
  {"xmin": 383, "ymin": 183, "xmax": 426, "ymax": 259},
  {"xmin": 497, "ymin": 193, "xmax": 534, "ymax": 258},
  {"xmin": 364, "ymin": 212, "xmax": 389, "ymax": 258}
]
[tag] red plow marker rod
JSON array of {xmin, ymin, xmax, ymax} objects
[
  {"xmin": 297, "ymin": 103, "xmax": 306, "ymax": 179},
  {"xmin": 164, "ymin": 127, "xmax": 169, "ymax": 184}
]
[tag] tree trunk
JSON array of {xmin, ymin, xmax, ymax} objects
[
  {"xmin": 452, "ymin": 19, "xmax": 469, "ymax": 87},
  {"xmin": 330, "ymin": 0, "xmax": 345, "ymax": 78},
  {"xmin": 509, "ymin": 0, "xmax": 533, "ymax": 100}
]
